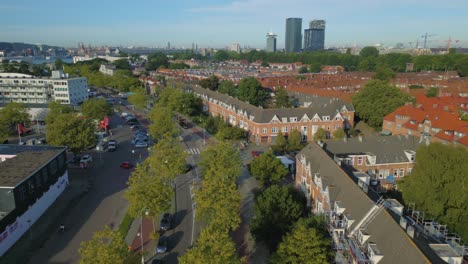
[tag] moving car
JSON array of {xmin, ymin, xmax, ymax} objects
[
  {"xmin": 156, "ymin": 236, "xmax": 168, "ymax": 254},
  {"xmin": 80, "ymin": 155, "xmax": 93, "ymax": 164},
  {"xmin": 160, "ymin": 213, "xmax": 172, "ymax": 231},
  {"xmin": 108, "ymin": 140, "xmax": 117, "ymax": 151},
  {"xmin": 120, "ymin": 161, "xmax": 133, "ymax": 169}
]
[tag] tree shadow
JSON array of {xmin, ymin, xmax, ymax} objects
[{"xmin": 173, "ymin": 209, "xmax": 187, "ymax": 228}]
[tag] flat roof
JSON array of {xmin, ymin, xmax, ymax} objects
[
  {"xmin": 429, "ymin": 244, "xmax": 461, "ymax": 258},
  {"xmin": 0, "ymin": 145, "xmax": 66, "ymax": 188}
]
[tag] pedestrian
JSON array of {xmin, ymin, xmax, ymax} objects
[{"xmin": 60, "ymin": 224, "xmax": 65, "ymax": 232}]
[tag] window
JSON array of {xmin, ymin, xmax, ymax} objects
[
  {"xmin": 262, "ymin": 128, "xmax": 267, "ymax": 134},
  {"xmin": 357, "ymin": 157, "xmax": 363, "ymax": 165},
  {"xmin": 393, "ymin": 169, "xmax": 398, "ymax": 177},
  {"xmin": 281, "ymin": 127, "xmax": 288, "ymax": 133},
  {"xmin": 282, "ymin": 118, "xmax": 287, "ymax": 123},
  {"xmin": 290, "ymin": 117, "xmax": 297, "ymax": 122},
  {"xmin": 272, "ymin": 127, "xmax": 278, "ymax": 133},
  {"xmin": 396, "ymin": 124, "xmax": 402, "ymax": 130},
  {"xmin": 335, "ymin": 116, "xmax": 341, "ymax": 121},
  {"xmin": 323, "ymin": 116, "xmax": 330, "ymax": 121},
  {"xmin": 399, "ymin": 169, "xmax": 404, "ymax": 177},
  {"xmin": 408, "ymin": 168, "xmax": 413, "ymax": 174}
]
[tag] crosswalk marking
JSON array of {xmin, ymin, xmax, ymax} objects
[{"xmin": 185, "ymin": 148, "xmax": 201, "ymax": 155}]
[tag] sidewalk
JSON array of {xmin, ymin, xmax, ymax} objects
[{"xmin": 1, "ymin": 169, "xmax": 88, "ymax": 263}]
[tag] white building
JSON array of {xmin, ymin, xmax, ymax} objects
[
  {"xmin": 0, "ymin": 71, "xmax": 88, "ymax": 105},
  {"xmin": 99, "ymin": 64, "xmax": 116, "ymax": 76},
  {"xmin": 230, "ymin": 43, "xmax": 241, "ymax": 53}
]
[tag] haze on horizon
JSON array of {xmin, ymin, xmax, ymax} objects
[{"xmin": 1, "ymin": 0, "xmax": 467, "ymax": 49}]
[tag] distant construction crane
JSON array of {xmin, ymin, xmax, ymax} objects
[{"xmin": 421, "ymin": 33, "xmax": 437, "ymax": 49}]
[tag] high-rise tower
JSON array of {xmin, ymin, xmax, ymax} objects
[
  {"xmin": 285, "ymin": 18, "xmax": 302, "ymax": 53},
  {"xmin": 304, "ymin": 20, "xmax": 325, "ymax": 51},
  {"xmin": 266, "ymin": 32, "xmax": 277, "ymax": 52}
]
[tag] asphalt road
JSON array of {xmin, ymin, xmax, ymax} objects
[
  {"xmin": 29, "ymin": 112, "xmax": 147, "ymax": 264},
  {"xmin": 151, "ymin": 123, "xmax": 206, "ymax": 263}
]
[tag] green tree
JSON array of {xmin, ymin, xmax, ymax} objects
[
  {"xmin": 399, "ymin": 143, "xmax": 468, "ymax": 240},
  {"xmin": 261, "ymin": 61, "xmax": 270, "ymax": 67},
  {"xmin": 313, "ymin": 128, "xmax": 327, "ymax": 141},
  {"xmin": 199, "ymin": 141, "xmax": 242, "ymax": 183},
  {"xmin": 251, "ymin": 185, "xmax": 305, "ymax": 251},
  {"xmin": 55, "ymin": 58, "xmax": 64, "ymax": 70},
  {"xmin": 113, "ymin": 58, "xmax": 130, "ymax": 70},
  {"xmin": 455, "ymin": 56, "xmax": 468, "ymax": 77},
  {"xmin": 298, "ymin": 66, "xmax": 308, "ymax": 74},
  {"xmin": 148, "ymin": 106, "xmax": 178, "ymax": 140},
  {"xmin": 333, "ymin": 128, "xmax": 346, "ymax": 139},
  {"xmin": 309, "ymin": 62, "xmax": 322, "ymax": 73},
  {"xmin": 352, "ymin": 80, "xmax": 413, "ymax": 129},
  {"xmin": 125, "ymin": 162, "xmax": 174, "ymax": 222},
  {"xmin": 80, "ymin": 98, "xmax": 113, "ymax": 120},
  {"xmin": 128, "ymin": 88, "xmax": 148, "ymax": 109},
  {"xmin": 250, "ymin": 152, "xmax": 289, "ymax": 186},
  {"xmin": 45, "ymin": 101, "xmax": 74, "ymax": 125},
  {"xmin": 425, "ymin": 86, "xmax": 439, "ymax": 97},
  {"xmin": 237, "ymin": 77, "xmax": 268, "ymax": 107},
  {"xmin": 145, "ymin": 52, "xmax": 169, "ymax": 71},
  {"xmin": 199, "ymin": 75, "xmax": 220, "ymax": 91},
  {"xmin": 179, "ymin": 227, "xmax": 242, "ymax": 264},
  {"xmin": 275, "ymin": 87, "xmax": 291, "ymax": 108},
  {"xmin": 359, "ymin": 46, "xmax": 379, "ymax": 57},
  {"xmin": 288, "ymin": 129, "xmax": 302, "ymax": 151},
  {"xmin": 270, "ymin": 217, "xmax": 333, "ymax": 264},
  {"xmin": 215, "ymin": 123, "xmax": 246, "ymax": 141},
  {"xmin": 146, "ymin": 138, "xmax": 187, "ymax": 180},
  {"xmin": 218, "ymin": 80, "xmax": 237, "ymax": 96},
  {"xmin": 79, "ymin": 225, "xmax": 128, "ymax": 264},
  {"xmin": 46, "ymin": 113, "xmax": 96, "ymax": 153},
  {"xmin": 272, "ymin": 131, "xmax": 288, "ymax": 154},
  {"xmin": 195, "ymin": 178, "xmax": 241, "ymax": 231},
  {"xmin": 372, "ymin": 65, "xmax": 395, "ymax": 81},
  {"xmin": 0, "ymin": 102, "xmax": 31, "ymax": 142},
  {"xmin": 214, "ymin": 50, "xmax": 229, "ymax": 61}
]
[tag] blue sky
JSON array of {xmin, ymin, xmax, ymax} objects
[{"xmin": 1, "ymin": 0, "xmax": 467, "ymax": 49}]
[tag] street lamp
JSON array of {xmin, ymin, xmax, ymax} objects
[
  {"xmin": 139, "ymin": 208, "xmax": 150, "ymax": 264},
  {"xmin": 132, "ymin": 149, "xmax": 135, "ymax": 162}
]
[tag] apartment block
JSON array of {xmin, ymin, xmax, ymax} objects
[
  {"xmin": 0, "ymin": 71, "xmax": 88, "ymax": 105},
  {"xmin": 191, "ymin": 86, "xmax": 355, "ymax": 144},
  {"xmin": 295, "ymin": 143, "xmax": 432, "ymax": 263}
]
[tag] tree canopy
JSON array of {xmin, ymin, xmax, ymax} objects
[
  {"xmin": 146, "ymin": 138, "xmax": 187, "ymax": 180},
  {"xmin": 399, "ymin": 143, "xmax": 468, "ymax": 240},
  {"xmin": 272, "ymin": 131, "xmax": 288, "ymax": 154},
  {"xmin": 218, "ymin": 80, "xmax": 237, "ymax": 96},
  {"xmin": 333, "ymin": 128, "xmax": 346, "ymax": 140},
  {"xmin": 288, "ymin": 129, "xmax": 302, "ymax": 151},
  {"xmin": 113, "ymin": 58, "xmax": 131, "ymax": 70},
  {"xmin": 237, "ymin": 77, "xmax": 268, "ymax": 107},
  {"xmin": 199, "ymin": 141, "xmax": 242, "ymax": 183},
  {"xmin": 145, "ymin": 52, "xmax": 169, "ymax": 71},
  {"xmin": 79, "ymin": 225, "xmax": 128, "ymax": 264},
  {"xmin": 127, "ymin": 88, "xmax": 148, "ymax": 109},
  {"xmin": 352, "ymin": 80, "xmax": 413, "ymax": 129},
  {"xmin": 359, "ymin": 46, "xmax": 379, "ymax": 58},
  {"xmin": 274, "ymin": 87, "xmax": 291, "ymax": 108},
  {"xmin": 179, "ymin": 226, "xmax": 243, "ymax": 264},
  {"xmin": 45, "ymin": 113, "xmax": 96, "ymax": 153},
  {"xmin": 0, "ymin": 102, "xmax": 31, "ymax": 142},
  {"xmin": 313, "ymin": 128, "xmax": 327, "ymax": 142},
  {"xmin": 251, "ymin": 185, "xmax": 305, "ymax": 251},
  {"xmin": 80, "ymin": 98, "xmax": 113, "ymax": 120},
  {"xmin": 270, "ymin": 217, "xmax": 334, "ymax": 264},
  {"xmin": 124, "ymin": 162, "xmax": 174, "ymax": 220},
  {"xmin": 249, "ymin": 152, "xmax": 289, "ymax": 186},
  {"xmin": 148, "ymin": 106, "xmax": 178, "ymax": 140},
  {"xmin": 199, "ymin": 75, "xmax": 220, "ymax": 91}
]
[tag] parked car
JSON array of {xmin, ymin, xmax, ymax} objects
[
  {"xmin": 156, "ymin": 236, "xmax": 168, "ymax": 254},
  {"xmin": 108, "ymin": 140, "xmax": 117, "ymax": 151},
  {"xmin": 80, "ymin": 155, "xmax": 93, "ymax": 164},
  {"xmin": 135, "ymin": 141, "xmax": 149, "ymax": 148},
  {"xmin": 96, "ymin": 142, "xmax": 108, "ymax": 151},
  {"xmin": 251, "ymin": 150, "xmax": 264, "ymax": 158},
  {"xmin": 120, "ymin": 161, "xmax": 133, "ymax": 169},
  {"xmin": 160, "ymin": 213, "xmax": 172, "ymax": 231}
]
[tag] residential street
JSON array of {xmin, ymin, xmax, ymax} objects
[{"xmin": 28, "ymin": 113, "xmax": 146, "ymax": 264}]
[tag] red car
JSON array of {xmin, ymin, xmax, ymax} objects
[{"xmin": 119, "ymin": 162, "xmax": 133, "ymax": 169}]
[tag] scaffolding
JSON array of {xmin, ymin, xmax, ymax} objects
[{"xmin": 407, "ymin": 203, "xmax": 467, "ymax": 257}]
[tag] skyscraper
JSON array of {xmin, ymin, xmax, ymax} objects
[
  {"xmin": 304, "ymin": 20, "xmax": 326, "ymax": 51},
  {"xmin": 285, "ymin": 18, "xmax": 302, "ymax": 53},
  {"xmin": 266, "ymin": 32, "xmax": 277, "ymax": 52}
]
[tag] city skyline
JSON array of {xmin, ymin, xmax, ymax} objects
[{"xmin": 1, "ymin": 0, "xmax": 467, "ymax": 49}]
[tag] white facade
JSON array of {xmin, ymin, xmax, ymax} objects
[
  {"xmin": 99, "ymin": 64, "xmax": 116, "ymax": 76},
  {"xmin": 0, "ymin": 171, "xmax": 69, "ymax": 256},
  {"xmin": 0, "ymin": 71, "xmax": 88, "ymax": 105}
]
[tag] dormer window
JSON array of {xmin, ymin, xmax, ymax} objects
[
  {"xmin": 323, "ymin": 116, "xmax": 330, "ymax": 121},
  {"xmin": 282, "ymin": 117, "xmax": 287, "ymax": 123},
  {"xmin": 290, "ymin": 117, "xmax": 297, "ymax": 122}
]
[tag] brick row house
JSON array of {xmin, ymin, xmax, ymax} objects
[
  {"xmin": 295, "ymin": 143, "xmax": 433, "ymax": 264},
  {"xmin": 190, "ymin": 86, "xmax": 355, "ymax": 144},
  {"xmin": 322, "ymin": 135, "xmax": 421, "ymax": 189},
  {"xmin": 383, "ymin": 95, "xmax": 468, "ymax": 146}
]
